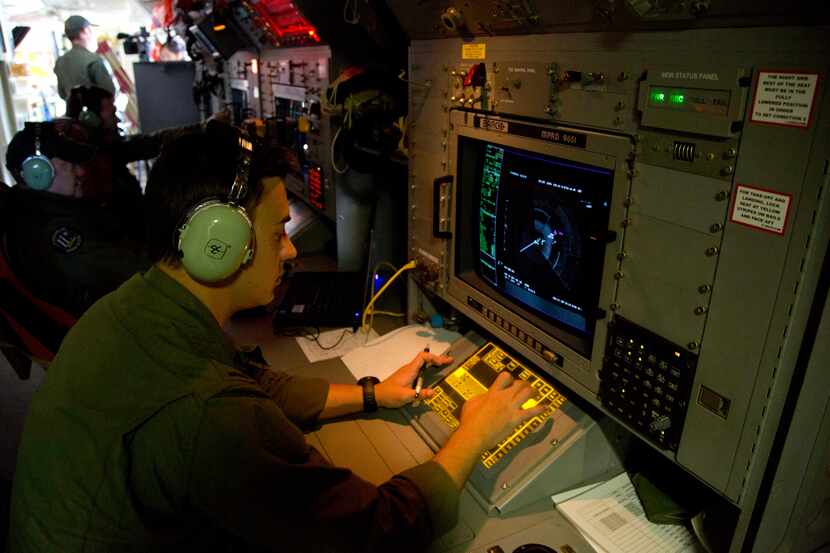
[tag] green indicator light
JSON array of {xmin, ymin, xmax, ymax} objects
[
  {"xmin": 670, "ymin": 93, "xmax": 685, "ymax": 104},
  {"xmin": 651, "ymin": 91, "xmax": 666, "ymax": 103}
]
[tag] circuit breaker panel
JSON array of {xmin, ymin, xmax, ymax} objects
[{"xmin": 227, "ymin": 45, "xmax": 335, "ymax": 221}]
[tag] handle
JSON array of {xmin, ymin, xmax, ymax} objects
[{"xmin": 432, "ymin": 175, "xmax": 453, "ymax": 238}]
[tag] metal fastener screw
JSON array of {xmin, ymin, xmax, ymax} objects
[
  {"xmin": 706, "ymin": 153, "xmax": 716, "ymax": 161},
  {"xmin": 710, "ymin": 223, "xmax": 723, "ymax": 233},
  {"xmin": 617, "ymin": 251, "xmax": 628, "ymax": 260},
  {"xmin": 698, "ymin": 284, "xmax": 712, "ymax": 294},
  {"xmin": 722, "ymin": 165, "xmax": 734, "ymax": 176},
  {"xmin": 715, "ymin": 191, "xmax": 729, "ymax": 201},
  {"xmin": 688, "ymin": 341, "xmax": 699, "ymax": 350},
  {"xmin": 610, "ymin": 303, "xmax": 620, "ymax": 311},
  {"xmin": 551, "ymin": 439, "xmax": 560, "ymax": 447},
  {"xmin": 705, "ymin": 246, "xmax": 720, "ymax": 256},
  {"xmin": 502, "ymin": 482, "xmax": 510, "ymax": 490},
  {"xmin": 694, "ymin": 306, "xmax": 708, "ymax": 315},
  {"xmin": 623, "ymin": 198, "xmax": 633, "ymax": 207},
  {"xmin": 725, "ymin": 147, "xmax": 737, "ymax": 158},
  {"xmin": 614, "ymin": 271, "xmax": 624, "ymax": 280}
]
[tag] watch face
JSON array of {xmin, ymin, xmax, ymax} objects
[{"xmin": 359, "ymin": 377, "xmax": 379, "ymax": 412}]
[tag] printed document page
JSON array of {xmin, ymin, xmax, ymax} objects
[
  {"xmin": 555, "ymin": 473, "xmax": 704, "ymax": 553},
  {"xmin": 342, "ymin": 324, "xmax": 461, "ymax": 381}
]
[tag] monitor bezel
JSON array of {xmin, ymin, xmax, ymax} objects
[
  {"xmin": 455, "ymin": 135, "xmax": 614, "ymax": 354},
  {"xmin": 445, "ymin": 111, "xmax": 632, "ymax": 387}
]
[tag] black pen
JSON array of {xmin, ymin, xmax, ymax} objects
[{"xmin": 414, "ymin": 345, "xmax": 429, "ymax": 405}]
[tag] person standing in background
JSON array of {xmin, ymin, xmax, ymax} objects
[{"xmin": 53, "ymin": 16, "xmax": 116, "ymax": 100}]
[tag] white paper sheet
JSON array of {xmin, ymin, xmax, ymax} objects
[
  {"xmin": 341, "ymin": 324, "xmax": 461, "ymax": 381},
  {"xmin": 551, "ymin": 483, "xmax": 609, "ymax": 553},
  {"xmin": 296, "ymin": 327, "xmax": 379, "ymax": 363},
  {"xmin": 555, "ymin": 473, "xmax": 704, "ymax": 553}
]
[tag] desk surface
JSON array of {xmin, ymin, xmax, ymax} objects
[{"xmin": 227, "ymin": 313, "xmax": 599, "ymax": 553}]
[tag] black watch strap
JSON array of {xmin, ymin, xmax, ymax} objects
[{"xmin": 357, "ymin": 376, "xmax": 380, "ymax": 412}]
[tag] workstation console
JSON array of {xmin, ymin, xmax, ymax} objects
[{"xmin": 399, "ymin": 10, "xmax": 830, "ymax": 552}]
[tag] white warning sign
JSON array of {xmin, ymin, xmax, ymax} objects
[
  {"xmin": 751, "ymin": 71, "xmax": 819, "ymax": 128},
  {"xmin": 730, "ymin": 184, "xmax": 792, "ymax": 236}
]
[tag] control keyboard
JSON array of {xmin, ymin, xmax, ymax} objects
[{"xmin": 425, "ymin": 342, "xmax": 567, "ymax": 469}]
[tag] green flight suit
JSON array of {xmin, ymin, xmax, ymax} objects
[{"xmin": 9, "ymin": 267, "xmax": 458, "ymax": 552}]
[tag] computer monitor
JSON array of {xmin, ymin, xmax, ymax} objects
[{"xmin": 451, "ymin": 120, "xmax": 621, "ymax": 360}]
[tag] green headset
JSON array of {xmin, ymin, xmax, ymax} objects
[
  {"xmin": 176, "ymin": 132, "xmax": 256, "ymax": 283},
  {"xmin": 20, "ymin": 123, "xmax": 56, "ymax": 191}
]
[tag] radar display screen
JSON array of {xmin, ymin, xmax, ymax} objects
[{"xmin": 467, "ymin": 138, "xmax": 614, "ymax": 338}]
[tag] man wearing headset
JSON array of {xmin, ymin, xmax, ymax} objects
[
  {"xmin": 64, "ymin": 84, "xmax": 207, "ymax": 238},
  {"xmin": 9, "ymin": 122, "xmax": 544, "ymax": 552},
  {"xmin": 2, "ymin": 120, "xmax": 150, "ymax": 318}
]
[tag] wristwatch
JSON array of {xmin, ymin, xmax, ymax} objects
[{"xmin": 357, "ymin": 376, "xmax": 381, "ymax": 413}]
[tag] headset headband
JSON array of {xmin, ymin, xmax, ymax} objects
[
  {"xmin": 33, "ymin": 124, "xmax": 43, "ymax": 156},
  {"xmin": 229, "ymin": 132, "xmax": 253, "ymax": 206}
]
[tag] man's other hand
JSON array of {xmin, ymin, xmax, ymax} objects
[
  {"xmin": 457, "ymin": 372, "xmax": 546, "ymax": 450},
  {"xmin": 375, "ymin": 350, "xmax": 453, "ymax": 409}
]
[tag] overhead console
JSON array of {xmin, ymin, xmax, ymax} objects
[{"xmin": 385, "ymin": 0, "xmax": 827, "ymax": 39}]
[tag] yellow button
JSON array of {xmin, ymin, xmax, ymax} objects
[{"xmin": 521, "ymin": 398, "xmax": 539, "ymax": 409}]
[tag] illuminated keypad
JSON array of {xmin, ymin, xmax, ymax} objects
[{"xmin": 425, "ymin": 342, "xmax": 567, "ymax": 470}]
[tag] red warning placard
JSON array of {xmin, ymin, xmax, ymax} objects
[{"xmin": 730, "ymin": 184, "xmax": 792, "ymax": 236}]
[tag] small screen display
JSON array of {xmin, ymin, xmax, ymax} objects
[{"xmin": 467, "ymin": 138, "xmax": 613, "ymax": 337}]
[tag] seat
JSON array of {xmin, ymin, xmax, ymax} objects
[{"xmin": 0, "ymin": 186, "xmax": 77, "ymax": 379}]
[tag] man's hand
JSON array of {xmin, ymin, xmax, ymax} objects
[
  {"xmin": 433, "ymin": 371, "xmax": 547, "ymax": 488},
  {"xmin": 375, "ymin": 350, "xmax": 453, "ymax": 409},
  {"xmin": 457, "ymin": 371, "xmax": 546, "ymax": 450}
]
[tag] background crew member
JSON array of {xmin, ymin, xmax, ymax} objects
[
  {"xmin": 53, "ymin": 15, "xmax": 116, "ymax": 100},
  {"xmin": 2, "ymin": 120, "xmax": 151, "ymax": 318}
]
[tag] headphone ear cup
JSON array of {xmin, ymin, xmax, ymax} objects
[
  {"xmin": 178, "ymin": 201, "xmax": 254, "ymax": 283},
  {"xmin": 20, "ymin": 155, "xmax": 55, "ymax": 190},
  {"xmin": 79, "ymin": 107, "xmax": 102, "ymax": 128}
]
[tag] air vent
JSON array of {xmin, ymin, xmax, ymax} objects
[{"xmin": 673, "ymin": 142, "xmax": 696, "ymax": 162}]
